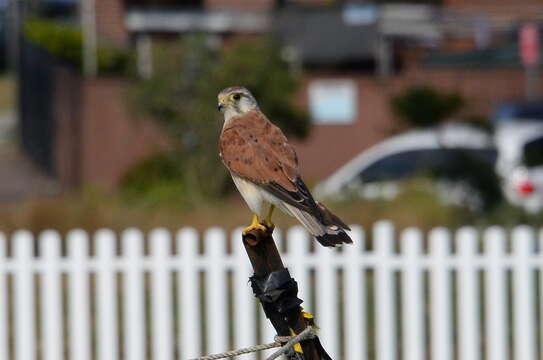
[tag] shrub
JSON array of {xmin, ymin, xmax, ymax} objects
[
  {"xmin": 24, "ymin": 19, "xmax": 130, "ymax": 75},
  {"xmin": 391, "ymin": 86, "xmax": 464, "ymax": 127}
]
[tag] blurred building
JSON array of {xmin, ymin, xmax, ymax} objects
[{"xmin": 18, "ymin": 0, "xmax": 543, "ymax": 189}]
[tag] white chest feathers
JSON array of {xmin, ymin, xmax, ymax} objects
[{"xmin": 231, "ymin": 174, "xmax": 266, "ymax": 216}]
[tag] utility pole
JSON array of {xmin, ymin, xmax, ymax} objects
[
  {"xmin": 7, "ymin": 0, "xmax": 21, "ymax": 74},
  {"xmin": 81, "ymin": 0, "xmax": 97, "ymax": 77},
  {"xmin": 520, "ymin": 23, "xmax": 540, "ymax": 100}
]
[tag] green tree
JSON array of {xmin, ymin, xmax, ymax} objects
[
  {"xmin": 391, "ymin": 85, "xmax": 464, "ymax": 128},
  {"xmin": 124, "ymin": 35, "xmax": 309, "ymax": 204},
  {"xmin": 24, "ymin": 19, "xmax": 130, "ymax": 75}
]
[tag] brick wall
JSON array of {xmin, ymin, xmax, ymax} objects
[
  {"xmin": 293, "ymin": 68, "xmax": 542, "ymax": 181},
  {"xmin": 95, "ymin": 0, "xmax": 127, "ymax": 45},
  {"xmin": 54, "ymin": 68, "xmax": 82, "ymax": 187},
  {"xmin": 54, "ymin": 71, "xmax": 169, "ymax": 189},
  {"xmin": 204, "ymin": 0, "xmax": 274, "ymax": 10},
  {"xmin": 78, "ymin": 78, "xmax": 169, "ymax": 188},
  {"xmin": 443, "ymin": 0, "xmax": 543, "ymax": 21},
  {"xmin": 292, "ymin": 74, "xmax": 396, "ymax": 182},
  {"xmin": 445, "ymin": 0, "xmax": 542, "ymax": 7}
]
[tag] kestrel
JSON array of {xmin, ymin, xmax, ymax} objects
[{"xmin": 218, "ymin": 86, "xmax": 352, "ymax": 247}]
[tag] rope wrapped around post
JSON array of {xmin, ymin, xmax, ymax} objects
[{"xmin": 188, "ymin": 327, "xmax": 316, "ymax": 360}]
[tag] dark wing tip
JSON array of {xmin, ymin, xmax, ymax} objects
[
  {"xmin": 316, "ymin": 230, "xmax": 353, "ymax": 247},
  {"xmin": 315, "ymin": 201, "xmax": 351, "ymax": 231}
]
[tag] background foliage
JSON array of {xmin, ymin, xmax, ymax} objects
[
  {"xmin": 24, "ymin": 19, "xmax": 130, "ymax": 75},
  {"xmin": 124, "ymin": 35, "xmax": 309, "ymax": 204},
  {"xmin": 391, "ymin": 85, "xmax": 464, "ymax": 127},
  {"xmin": 0, "ymin": 178, "xmax": 537, "ymax": 236}
]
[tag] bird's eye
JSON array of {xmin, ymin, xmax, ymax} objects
[{"xmin": 232, "ymin": 93, "xmax": 241, "ymax": 101}]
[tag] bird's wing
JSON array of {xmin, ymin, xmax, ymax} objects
[{"xmin": 220, "ymin": 110, "xmax": 319, "ymax": 215}]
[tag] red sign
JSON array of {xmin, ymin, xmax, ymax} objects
[{"xmin": 520, "ymin": 23, "xmax": 540, "ymax": 66}]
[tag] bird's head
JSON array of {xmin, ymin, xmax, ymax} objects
[{"xmin": 217, "ymin": 86, "xmax": 258, "ymax": 118}]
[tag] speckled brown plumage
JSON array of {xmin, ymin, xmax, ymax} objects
[{"xmin": 220, "ymin": 109, "xmax": 298, "ymax": 192}]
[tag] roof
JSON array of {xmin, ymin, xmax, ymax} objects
[
  {"xmin": 125, "ymin": 9, "xmax": 269, "ymax": 33},
  {"xmin": 274, "ymin": 6, "xmax": 378, "ymax": 65},
  {"xmin": 424, "ymin": 42, "xmax": 543, "ymax": 68}
]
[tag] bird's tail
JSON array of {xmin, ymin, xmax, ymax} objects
[
  {"xmin": 285, "ymin": 202, "xmax": 353, "ymax": 247},
  {"xmin": 314, "ymin": 202, "xmax": 353, "ymax": 247}
]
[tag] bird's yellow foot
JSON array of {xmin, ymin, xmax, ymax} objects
[
  {"xmin": 262, "ymin": 220, "xmax": 275, "ymax": 232},
  {"xmin": 262, "ymin": 205, "xmax": 275, "ymax": 231},
  {"xmin": 301, "ymin": 309, "xmax": 318, "ymax": 328},
  {"xmin": 242, "ymin": 214, "xmax": 268, "ymax": 235},
  {"xmin": 289, "ymin": 328, "xmax": 304, "ymax": 353}
]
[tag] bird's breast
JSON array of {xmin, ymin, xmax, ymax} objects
[{"xmin": 231, "ymin": 174, "xmax": 266, "ymax": 216}]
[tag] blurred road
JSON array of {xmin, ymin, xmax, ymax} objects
[
  {"xmin": 0, "ymin": 110, "xmax": 14, "ymax": 144},
  {"xmin": 0, "ymin": 111, "xmax": 60, "ymax": 202}
]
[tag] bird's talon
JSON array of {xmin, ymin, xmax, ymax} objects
[
  {"xmin": 242, "ymin": 214, "xmax": 268, "ymax": 235},
  {"xmin": 262, "ymin": 220, "xmax": 275, "ymax": 232},
  {"xmin": 262, "ymin": 205, "xmax": 275, "ymax": 233},
  {"xmin": 242, "ymin": 223, "xmax": 267, "ymax": 235}
]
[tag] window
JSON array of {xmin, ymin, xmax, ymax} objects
[
  {"xmin": 357, "ymin": 149, "xmax": 497, "ymax": 183},
  {"xmin": 358, "ymin": 150, "xmax": 448, "ymax": 182},
  {"xmin": 523, "ymin": 138, "xmax": 543, "ymax": 167},
  {"xmin": 308, "ymin": 80, "xmax": 357, "ymax": 125}
]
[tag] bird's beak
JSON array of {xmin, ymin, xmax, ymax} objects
[{"xmin": 218, "ymin": 98, "xmax": 226, "ymax": 112}]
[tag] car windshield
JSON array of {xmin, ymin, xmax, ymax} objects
[
  {"xmin": 523, "ymin": 138, "xmax": 543, "ymax": 167},
  {"xmin": 358, "ymin": 148, "xmax": 497, "ymax": 183}
]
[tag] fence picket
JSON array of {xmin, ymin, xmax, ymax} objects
[
  {"xmin": 204, "ymin": 228, "xmax": 228, "ymax": 355},
  {"xmin": 316, "ymin": 239, "xmax": 339, "ymax": 358},
  {"xmin": 13, "ymin": 230, "xmax": 36, "ymax": 360},
  {"xmin": 96, "ymin": 229, "xmax": 118, "ymax": 360},
  {"xmin": 232, "ymin": 228, "xmax": 257, "ymax": 359},
  {"xmin": 429, "ymin": 228, "xmax": 452, "ymax": 360},
  {"xmin": 261, "ymin": 229, "xmax": 281, "ymax": 356},
  {"xmin": 401, "ymin": 228, "xmax": 424, "ymax": 360},
  {"xmin": 512, "ymin": 226, "xmax": 536, "ymax": 360},
  {"xmin": 151, "ymin": 228, "xmax": 174, "ymax": 360},
  {"xmin": 457, "ymin": 227, "xmax": 480, "ymax": 360},
  {"xmin": 484, "ymin": 227, "xmax": 507, "ymax": 360},
  {"xmin": 259, "ymin": 228, "xmax": 283, "ymax": 358},
  {"xmin": 343, "ymin": 226, "xmax": 366, "ymax": 360},
  {"xmin": 122, "ymin": 228, "xmax": 146, "ymax": 360},
  {"xmin": 287, "ymin": 226, "xmax": 312, "ymax": 312},
  {"xmin": 179, "ymin": 228, "xmax": 201, "ymax": 359},
  {"xmin": 259, "ymin": 302, "xmax": 277, "ymax": 358},
  {"xmin": 40, "ymin": 231, "xmax": 63, "ymax": 360},
  {"xmin": 68, "ymin": 230, "xmax": 91, "ymax": 360},
  {"xmin": 0, "ymin": 233, "xmax": 7, "ymax": 359},
  {"xmin": 375, "ymin": 221, "xmax": 397, "ymax": 360}
]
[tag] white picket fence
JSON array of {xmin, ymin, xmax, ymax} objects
[{"xmin": 0, "ymin": 222, "xmax": 541, "ymax": 360}]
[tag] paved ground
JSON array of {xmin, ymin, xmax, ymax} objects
[
  {"xmin": 0, "ymin": 111, "xmax": 60, "ymax": 203},
  {"xmin": 0, "ymin": 110, "xmax": 15, "ymax": 144}
]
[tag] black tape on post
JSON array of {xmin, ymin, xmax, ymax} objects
[{"xmin": 250, "ymin": 269, "xmax": 303, "ymax": 316}]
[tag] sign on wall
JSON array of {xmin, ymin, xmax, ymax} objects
[
  {"xmin": 308, "ymin": 80, "xmax": 358, "ymax": 125},
  {"xmin": 520, "ymin": 23, "xmax": 540, "ymax": 66}
]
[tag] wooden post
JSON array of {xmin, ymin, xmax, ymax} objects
[{"xmin": 243, "ymin": 228, "xmax": 329, "ymax": 360}]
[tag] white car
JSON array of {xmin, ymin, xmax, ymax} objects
[
  {"xmin": 495, "ymin": 122, "xmax": 543, "ymax": 214},
  {"xmin": 314, "ymin": 124, "xmax": 497, "ymax": 209}
]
